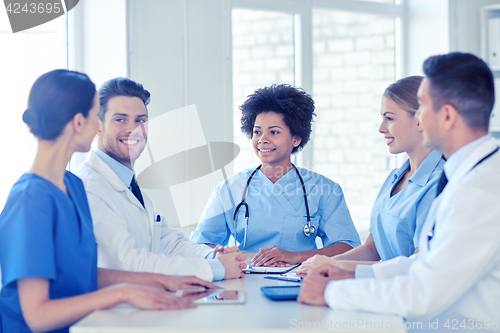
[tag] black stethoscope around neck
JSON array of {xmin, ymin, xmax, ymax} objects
[{"xmin": 233, "ymin": 163, "xmax": 314, "ymax": 250}]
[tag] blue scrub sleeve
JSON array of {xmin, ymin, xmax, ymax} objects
[
  {"xmin": 0, "ymin": 189, "xmax": 57, "ymax": 287},
  {"xmin": 191, "ymin": 187, "xmax": 232, "ymax": 246},
  {"xmin": 413, "ymin": 182, "xmax": 440, "ymax": 248},
  {"xmin": 317, "ymin": 184, "xmax": 361, "ymax": 248}
]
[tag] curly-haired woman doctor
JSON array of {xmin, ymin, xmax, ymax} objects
[{"xmin": 191, "ymin": 84, "xmax": 360, "ymax": 267}]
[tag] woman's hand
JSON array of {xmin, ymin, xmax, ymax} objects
[
  {"xmin": 112, "ymin": 283, "xmax": 196, "ymax": 310},
  {"xmin": 296, "ymin": 255, "xmax": 335, "ymax": 277},
  {"xmin": 251, "ymin": 246, "xmax": 298, "ymax": 267},
  {"xmin": 156, "ymin": 275, "xmax": 221, "ymax": 291},
  {"xmin": 17, "ymin": 277, "xmax": 197, "ymax": 333}
]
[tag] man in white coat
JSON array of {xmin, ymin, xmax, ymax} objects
[
  {"xmin": 76, "ymin": 77, "xmax": 246, "ymax": 282},
  {"xmin": 298, "ymin": 52, "xmax": 500, "ymax": 331}
]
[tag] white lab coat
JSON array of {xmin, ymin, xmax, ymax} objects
[
  {"xmin": 75, "ymin": 151, "xmax": 214, "ymax": 281},
  {"xmin": 324, "ymin": 137, "xmax": 500, "ymax": 330}
]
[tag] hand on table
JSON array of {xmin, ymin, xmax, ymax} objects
[
  {"xmin": 251, "ymin": 246, "xmax": 298, "ymax": 267},
  {"xmin": 297, "ymin": 264, "xmax": 354, "ymax": 306},
  {"xmin": 213, "ymin": 245, "xmax": 240, "ymax": 258},
  {"xmin": 296, "ymin": 255, "xmax": 335, "ymax": 277},
  {"xmin": 158, "ymin": 275, "xmax": 220, "ymax": 292},
  {"xmin": 112, "ymin": 283, "xmax": 196, "ymax": 310}
]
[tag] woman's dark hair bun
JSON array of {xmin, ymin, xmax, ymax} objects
[
  {"xmin": 23, "ymin": 106, "xmax": 43, "ymax": 137},
  {"xmin": 23, "ymin": 69, "xmax": 96, "ymax": 141}
]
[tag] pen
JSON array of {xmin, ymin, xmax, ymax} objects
[
  {"xmin": 264, "ymin": 276, "xmax": 302, "ymax": 283},
  {"xmin": 156, "ymin": 214, "xmax": 160, "ymax": 222}
]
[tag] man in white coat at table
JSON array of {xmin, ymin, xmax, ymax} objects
[
  {"xmin": 298, "ymin": 52, "xmax": 500, "ymax": 331},
  {"xmin": 76, "ymin": 77, "xmax": 245, "ymax": 282}
]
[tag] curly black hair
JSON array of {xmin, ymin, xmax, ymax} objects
[{"xmin": 240, "ymin": 84, "xmax": 316, "ymax": 154}]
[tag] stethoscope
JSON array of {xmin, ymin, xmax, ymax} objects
[{"xmin": 233, "ymin": 163, "xmax": 314, "ymax": 250}]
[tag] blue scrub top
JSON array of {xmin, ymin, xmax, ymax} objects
[
  {"xmin": 0, "ymin": 172, "xmax": 98, "ymax": 333},
  {"xmin": 191, "ymin": 166, "xmax": 361, "ymax": 253},
  {"xmin": 370, "ymin": 149, "xmax": 444, "ymax": 260}
]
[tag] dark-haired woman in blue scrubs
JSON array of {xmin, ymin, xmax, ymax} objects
[{"xmin": 0, "ymin": 70, "xmax": 216, "ymax": 333}]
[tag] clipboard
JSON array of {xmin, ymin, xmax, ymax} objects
[{"xmin": 242, "ymin": 263, "xmax": 300, "ymax": 274}]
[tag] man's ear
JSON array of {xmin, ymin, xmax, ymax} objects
[
  {"xmin": 441, "ymin": 104, "xmax": 459, "ymax": 130},
  {"xmin": 96, "ymin": 119, "xmax": 104, "ymax": 138}
]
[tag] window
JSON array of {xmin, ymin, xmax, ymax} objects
[{"xmin": 0, "ymin": 11, "xmax": 68, "ymax": 210}]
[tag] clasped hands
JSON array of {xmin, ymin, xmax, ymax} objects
[{"xmin": 212, "ymin": 245, "xmax": 247, "ymax": 279}]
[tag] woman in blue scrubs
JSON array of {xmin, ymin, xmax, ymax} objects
[
  {"xmin": 0, "ymin": 70, "xmax": 216, "ymax": 333},
  {"xmin": 191, "ymin": 84, "xmax": 361, "ymax": 267},
  {"xmin": 297, "ymin": 76, "xmax": 444, "ymax": 276}
]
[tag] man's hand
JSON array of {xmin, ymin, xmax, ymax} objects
[
  {"xmin": 297, "ymin": 264, "xmax": 355, "ymax": 306},
  {"xmin": 296, "ymin": 255, "xmax": 334, "ymax": 277},
  {"xmin": 157, "ymin": 275, "xmax": 220, "ymax": 291},
  {"xmin": 217, "ymin": 252, "xmax": 247, "ymax": 279},
  {"xmin": 251, "ymin": 246, "xmax": 298, "ymax": 267},
  {"xmin": 213, "ymin": 245, "xmax": 240, "ymax": 258}
]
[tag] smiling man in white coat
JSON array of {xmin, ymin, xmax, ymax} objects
[
  {"xmin": 298, "ymin": 52, "xmax": 500, "ymax": 332},
  {"xmin": 75, "ymin": 77, "xmax": 246, "ymax": 282}
]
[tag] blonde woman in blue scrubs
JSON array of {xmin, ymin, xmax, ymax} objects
[{"xmin": 298, "ymin": 76, "xmax": 444, "ymax": 276}]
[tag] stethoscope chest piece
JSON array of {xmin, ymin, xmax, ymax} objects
[{"xmin": 303, "ymin": 223, "xmax": 316, "ymax": 237}]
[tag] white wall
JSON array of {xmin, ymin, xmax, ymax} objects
[
  {"xmin": 69, "ymin": 0, "xmax": 127, "ymax": 87},
  {"xmin": 128, "ymin": 0, "xmax": 233, "ymax": 232},
  {"xmin": 449, "ymin": 0, "xmax": 500, "ymax": 55},
  {"xmin": 406, "ymin": 0, "xmax": 450, "ymax": 76}
]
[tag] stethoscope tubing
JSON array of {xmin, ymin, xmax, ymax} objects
[{"xmin": 233, "ymin": 164, "xmax": 314, "ymax": 250}]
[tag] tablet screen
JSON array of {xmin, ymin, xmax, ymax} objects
[{"xmin": 177, "ymin": 289, "xmax": 245, "ymax": 304}]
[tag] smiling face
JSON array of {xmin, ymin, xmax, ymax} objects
[
  {"xmin": 97, "ymin": 96, "xmax": 148, "ymax": 169},
  {"xmin": 379, "ymin": 97, "xmax": 422, "ymax": 155},
  {"xmin": 251, "ymin": 111, "xmax": 301, "ymax": 169}
]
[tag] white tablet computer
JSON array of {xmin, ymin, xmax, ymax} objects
[{"xmin": 176, "ymin": 289, "xmax": 245, "ymax": 304}]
